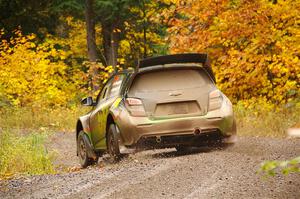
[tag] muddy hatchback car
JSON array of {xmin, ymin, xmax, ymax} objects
[{"xmin": 76, "ymin": 54, "xmax": 236, "ymax": 167}]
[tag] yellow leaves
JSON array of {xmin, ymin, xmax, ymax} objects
[
  {"xmin": 105, "ymin": 65, "xmax": 114, "ymax": 74},
  {"xmin": 163, "ymin": 0, "xmax": 178, "ymax": 5},
  {"xmin": 20, "ymin": 37, "xmax": 27, "ymax": 43},
  {"xmin": 113, "ymin": 28, "xmax": 121, "ymax": 33},
  {"xmin": 223, "ymin": 40, "xmax": 230, "ymax": 47},
  {"xmin": 237, "ymin": 97, "xmax": 276, "ymax": 111},
  {"xmin": 0, "ymin": 29, "xmax": 83, "ymax": 107},
  {"xmin": 50, "ymin": 49, "xmax": 57, "ymax": 57},
  {"xmin": 292, "ymin": 56, "xmax": 299, "ymax": 63},
  {"xmin": 29, "ymin": 42, "xmax": 36, "ymax": 48},
  {"xmin": 60, "ymin": 55, "xmax": 66, "ymax": 60},
  {"xmin": 27, "ymin": 34, "xmax": 36, "ymax": 40},
  {"xmin": 60, "ymin": 16, "xmax": 101, "ymax": 61},
  {"xmin": 118, "ymin": 58, "xmax": 125, "ymax": 65}
]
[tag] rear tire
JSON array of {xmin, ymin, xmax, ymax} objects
[
  {"xmin": 107, "ymin": 124, "xmax": 121, "ymax": 163},
  {"xmin": 77, "ymin": 131, "xmax": 98, "ymax": 168}
]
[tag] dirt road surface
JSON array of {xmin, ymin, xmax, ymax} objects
[{"xmin": 0, "ymin": 132, "xmax": 299, "ymax": 199}]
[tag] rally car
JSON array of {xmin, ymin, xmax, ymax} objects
[{"xmin": 76, "ymin": 53, "xmax": 237, "ymax": 167}]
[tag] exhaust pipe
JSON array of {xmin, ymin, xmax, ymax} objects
[
  {"xmin": 194, "ymin": 128, "xmax": 201, "ymax": 135},
  {"xmin": 156, "ymin": 136, "xmax": 162, "ymax": 143}
]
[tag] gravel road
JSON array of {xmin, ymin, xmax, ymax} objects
[{"xmin": 0, "ymin": 133, "xmax": 299, "ymax": 199}]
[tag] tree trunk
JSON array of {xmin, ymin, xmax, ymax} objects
[
  {"xmin": 111, "ymin": 30, "xmax": 119, "ymax": 69},
  {"xmin": 142, "ymin": 0, "xmax": 147, "ymax": 58},
  {"xmin": 85, "ymin": 0, "xmax": 99, "ymax": 92},
  {"xmin": 102, "ymin": 26, "xmax": 112, "ymax": 66},
  {"xmin": 85, "ymin": 0, "xmax": 98, "ymax": 62},
  {"xmin": 102, "ymin": 24, "xmax": 119, "ymax": 71}
]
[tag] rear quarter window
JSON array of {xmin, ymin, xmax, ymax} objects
[{"xmin": 107, "ymin": 74, "xmax": 125, "ymax": 98}]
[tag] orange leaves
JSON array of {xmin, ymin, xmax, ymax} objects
[{"xmin": 169, "ymin": 0, "xmax": 300, "ymax": 105}]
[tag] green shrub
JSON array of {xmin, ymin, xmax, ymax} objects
[{"xmin": 260, "ymin": 157, "xmax": 300, "ymax": 176}]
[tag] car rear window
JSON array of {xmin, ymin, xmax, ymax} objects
[{"xmin": 129, "ymin": 69, "xmax": 212, "ymax": 93}]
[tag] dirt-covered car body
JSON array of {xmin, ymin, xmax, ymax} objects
[{"xmin": 76, "ymin": 54, "xmax": 236, "ymax": 166}]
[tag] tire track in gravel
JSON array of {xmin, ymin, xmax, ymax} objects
[
  {"xmin": 69, "ymin": 158, "xmax": 180, "ymax": 199},
  {"xmin": 183, "ymin": 170, "xmax": 225, "ymax": 199}
]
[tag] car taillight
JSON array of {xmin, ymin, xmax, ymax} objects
[
  {"xmin": 208, "ymin": 90, "xmax": 223, "ymax": 111},
  {"xmin": 125, "ymin": 98, "xmax": 146, "ymax": 117}
]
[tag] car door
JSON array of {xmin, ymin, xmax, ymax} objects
[
  {"xmin": 89, "ymin": 74, "xmax": 126, "ymax": 149},
  {"xmin": 89, "ymin": 79, "xmax": 112, "ymax": 149}
]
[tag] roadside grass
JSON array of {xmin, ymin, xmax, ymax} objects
[
  {"xmin": 0, "ymin": 106, "xmax": 89, "ymax": 133},
  {"xmin": 0, "ymin": 106, "xmax": 90, "ymax": 179},
  {"xmin": 235, "ymin": 104, "xmax": 300, "ymax": 138},
  {"xmin": 0, "ymin": 130, "xmax": 55, "ymax": 179}
]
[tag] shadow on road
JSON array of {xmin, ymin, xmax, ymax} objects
[{"xmin": 149, "ymin": 143, "xmax": 233, "ymax": 159}]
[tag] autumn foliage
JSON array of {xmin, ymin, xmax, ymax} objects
[
  {"xmin": 0, "ymin": 18, "xmax": 113, "ymax": 107},
  {"xmin": 168, "ymin": 0, "xmax": 300, "ymax": 106},
  {"xmin": 0, "ymin": 29, "xmax": 84, "ymax": 107},
  {"xmin": 0, "ymin": 0, "xmax": 299, "ymax": 108}
]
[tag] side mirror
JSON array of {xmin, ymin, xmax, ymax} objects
[{"xmin": 81, "ymin": 96, "xmax": 94, "ymax": 106}]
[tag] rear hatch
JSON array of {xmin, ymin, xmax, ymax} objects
[{"xmin": 127, "ymin": 68, "xmax": 214, "ymax": 119}]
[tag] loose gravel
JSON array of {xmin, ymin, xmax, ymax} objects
[{"xmin": 0, "ymin": 134, "xmax": 299, "ymax": 199}]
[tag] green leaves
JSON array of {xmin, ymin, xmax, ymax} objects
[{"xmin": 260, "ymin": 157, "xmax": 300, "ymax": 177}]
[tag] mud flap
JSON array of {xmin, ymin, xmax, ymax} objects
[
  {"xmin": 115, "ymin": 125, "xmax": 135, "ymax": 154},
  {"xmin": 223, "ymin": 119, "xmax": 238, "ymax": 144},
  {"xmin": 223, "ymin": 134, "xmax": 238, "ymax": 144}
]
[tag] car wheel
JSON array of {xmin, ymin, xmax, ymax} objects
[
  {"xmin": 77, "ymin": 131, "xmax": 98, "ymax": 168},
  {"xmin": 107, "ymin": 124, "xmax": 121, "ymax": 163}
]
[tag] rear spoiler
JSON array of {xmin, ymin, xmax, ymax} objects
[{"xmin": 138, "ymin": 53, "xmax": 216, "ymax": 83}]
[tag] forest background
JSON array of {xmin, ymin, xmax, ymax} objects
[{"xmin": 0, "ymin": 0, "xmax": 299, "ymax": 178}]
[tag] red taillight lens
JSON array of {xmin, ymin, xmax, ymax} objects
[
  {"xmin": 125, "ymin": 98, "xmax": 146, "ymax": 117},
  {"xmin": 208, "ymin": 90, "xmax": 223, "ymax": 111}
]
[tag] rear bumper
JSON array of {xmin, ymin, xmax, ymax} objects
[
  {"xmin": 116, "ymin": 102, "xmax": 236, "ymax": 146},
  {"xmin": 135, "ymin": 130, "xmax": 225, "ymax": 149}
]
